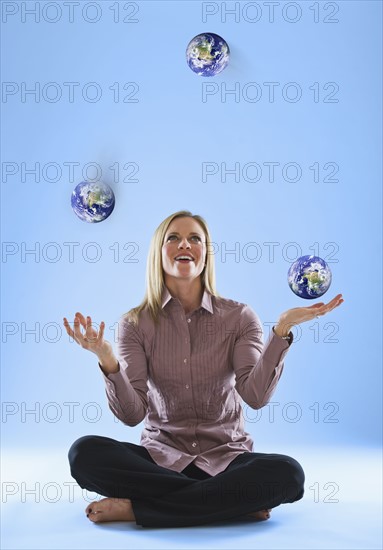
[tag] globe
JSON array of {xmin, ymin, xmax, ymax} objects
[
  {"xmin": 71, "ymin": 181, "xmax": 115, "ymax": 223},
  {"xmin": 186, "ymin": 32, "xmax": 230, "ymax": 76},
  {"xmin": 288, "ymin": 255, "xmax": 332, "ymax": 299}
]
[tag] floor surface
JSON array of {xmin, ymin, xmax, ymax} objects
[{"xmin": 1, "ymin": 445, "xmax": 382, "ymax": 550}]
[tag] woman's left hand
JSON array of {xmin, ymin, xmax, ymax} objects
[{"xmin": 274, "ymin": 293, "xmax": 344, "ymax": 337}]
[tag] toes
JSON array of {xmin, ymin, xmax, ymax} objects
[
  {"xmin": 247, "ymin": 509, "xmax": 272, "ymax": 521},
  {"xmin": 88, "ymin": 509, "xmax": 105, "ymax": 523},
  {"xmin": 86, "ymin": 500, "xmax": 105, "ymax": 519},
  {"xmin": 85, "ymin": 501, "xmax": 98, "ymax": 515},
  {"xmin": 88, "ymin": 512, "xmax": 101, "ymax": 523}
]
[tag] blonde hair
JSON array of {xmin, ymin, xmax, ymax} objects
[{"xmin": 125, "ymin": 210, "xmax": 220, "ymax": 326}]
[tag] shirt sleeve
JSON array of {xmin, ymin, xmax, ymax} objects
[
  {"xmin": 232, "ymin": 304, "xmax": 293, "ymax": 409},
  {"xmin": 98, "ymin": 316, "xmax": 148, "ymax": 426}
]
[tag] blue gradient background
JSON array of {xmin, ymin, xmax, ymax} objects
[{"xmin": 1, "ymin": 0, "xmax": 382, "ymax": 461}]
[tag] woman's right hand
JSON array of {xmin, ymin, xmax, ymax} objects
[{"xmin": 63, "ymin": 312, "xmax": 113, "ymax": 359}]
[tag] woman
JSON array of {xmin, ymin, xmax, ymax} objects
[{"xmin": 63, "ymin": 210, "xmax": 343, "ymax": 528}]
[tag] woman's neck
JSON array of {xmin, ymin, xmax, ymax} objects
[{"xmin": 165, "ymin": 279, "xmax": 204, "ymax": 314}]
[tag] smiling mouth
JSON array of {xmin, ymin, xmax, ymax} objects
[{"xmin": 174, "ymin": 256, "xmax": 194, "ymax": 262}]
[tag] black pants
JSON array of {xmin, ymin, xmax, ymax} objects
[{"xmin": 68, "ymin": 435, "xmax": 305, "ymax": 528}]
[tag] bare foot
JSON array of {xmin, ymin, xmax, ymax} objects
[
  {"xmin": 247, "ymin": 509, "xmax": 271, "ymax": 521},
  {"xmin": 85, "ymin": 497, "xmax": 136, "ymax": 523}
]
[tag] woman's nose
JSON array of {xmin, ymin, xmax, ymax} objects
[{"xmin": 178, "ymin": 238, "xmax": 191, "ymax": 248}]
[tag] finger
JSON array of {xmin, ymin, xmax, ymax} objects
[
  {"xmin": 316, "ymin": 297, "xmax": 343, "ymax": 316},
  {"xmin": 325, "ymin": 295, "xmax": 344, "ymax": 309},
  {"xmin": 316, "ymin": 294, "xmax": 342, "ymax": 310},
  {"xmin": 76, "ymin": 312, "xmax": 87, "ymax": 329},
  {"xmin": 329, "ymin": 298, "xmax": 344, "ymax": 312},
  {"xmin": 73, "ymin": 315, "xmax": 87, "ymax": 341},
  {"xmin": 73, "ymin": 315, "xmax": 81, "ymax": 331},
  {"xmin": 326, "ymin": 294, "xmax": 343, "ymax": 307},
  {"xmin": 97, "ymin": 321, "xmax": 105, "ymax": 342},
  {"xmin": 63, "ymin": 317, "xmax": 75, "ymax": 338},
  {"xmin": 86, "ymin": 315, "xmax": 93, "ymax": 336},
  {"xmin": 86, "ymin": 316, "xmax": 99, "ymax": 342}
]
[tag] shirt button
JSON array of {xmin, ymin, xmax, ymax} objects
[
  {"xmin": 192, "ymin": 442, "xmax": 197, "ymax": 448},
  {"xmin": 187, "ymin": 318, "xmax": 191, "ymax": 323},
  {"xmin": 183, "ymin": 358, "xmax": 187, "ymax": 363},
  {"xmin": 185, "ymin": 384, "xmax": 190, "ymax": 389}
]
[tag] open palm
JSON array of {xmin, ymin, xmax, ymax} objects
[
  {"xmin": 63, "ymin": 312, "xmax": 112, "ymax": 357},
  {"xmin": 277, "ymin": 293, "xmax": 344, "ymax": 333}
]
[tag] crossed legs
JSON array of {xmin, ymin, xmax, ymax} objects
[{"xmin": 68, "ymin": 435, "xmax": 304, "ymax": 528}]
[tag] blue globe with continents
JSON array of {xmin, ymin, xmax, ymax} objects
[
  {"xmin": 71, "ymin": 181, "xmax": 115, "ymax": 223},
  {"xmin": 186, "ymin": 32, "xmax": 230, "ymax": 76},
  {"xmin": 288, "ymin": 255, "xmax": 332, "ymax": 299}
]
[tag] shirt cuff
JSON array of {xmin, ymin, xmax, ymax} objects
[
  {"xmin": 272, "ymin": 326, "xmax": 293, "ymax": 346},
  {"xmin": 98, "ymin": 361, "xmax": 121, "ymax": 378}
]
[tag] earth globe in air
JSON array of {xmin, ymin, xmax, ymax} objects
[
  {"xmin": 186, "ymin": 32, "xmax": 230, "ymax": 76},
  {"xmin": 288, "ymin": 255, "xmax": 332, "ymax": 299},
  {"xmin": 71, "ymin": 181, "xmax": 115, "ymax": 223}
]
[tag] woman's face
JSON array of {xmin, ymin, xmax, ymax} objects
[{"xmin": 162, "ymin": 217, "xmax": 207, "ymax": 283}]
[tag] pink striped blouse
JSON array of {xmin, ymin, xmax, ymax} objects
[{"xmin": 100, "ymin": 287, "xmax": 293, "ymax": 476}]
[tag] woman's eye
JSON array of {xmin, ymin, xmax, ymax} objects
[{"xmin": 166, "ymin": 235, "xmax": 202, "ymax": 242}]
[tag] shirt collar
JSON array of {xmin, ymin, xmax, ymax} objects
[{"xmin": 161, "ymin": 286, "xmax": 214, "ymax": 314}]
